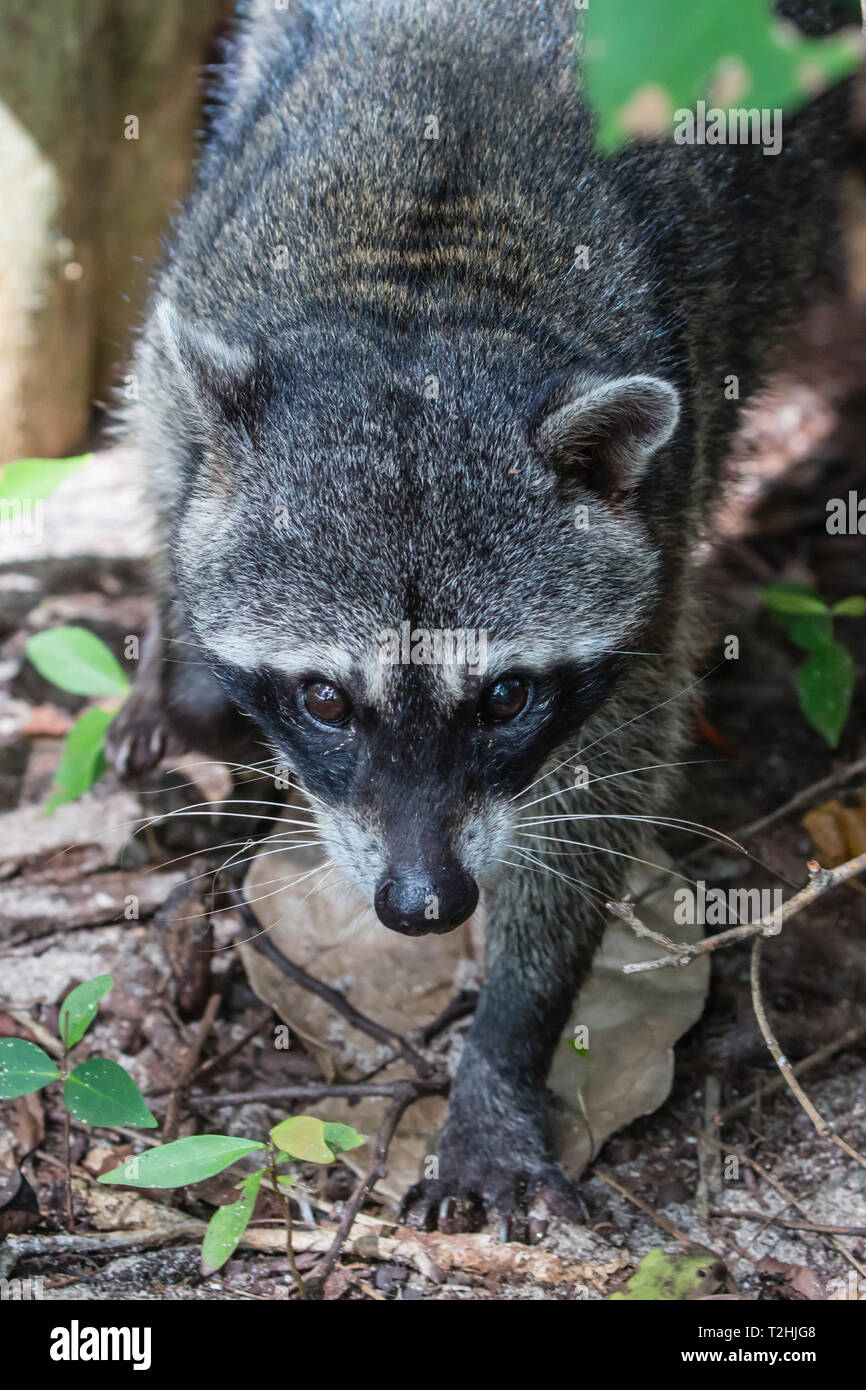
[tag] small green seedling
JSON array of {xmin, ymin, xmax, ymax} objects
[
  {"xmin": 0, "ymin": 973, "xmax": 366, "ymax": 1292},
  {"xmin": 98, "ymin": 1112, "xmax": 366, "ymax": 1295},
  {"xmin": 0, "ymin": 974, "xmax": 155, "ymax": 1226},
  {"xmin": 761, "ymin": 582, "xmax": 865, "ymax": 748},
  {"xmin": 26, "ymin": 625, "xmax": 130, "ymax": 812},
  {"xmin": 0, "ymin": 450, "xmax": 130, "ymax": 814}
]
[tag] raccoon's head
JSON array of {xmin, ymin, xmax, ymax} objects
[{"xmin": 151, "ymin": 304, "xmax": 681, "ymax": 936}]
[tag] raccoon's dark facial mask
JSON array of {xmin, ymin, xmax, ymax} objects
[
  {"xmin": 156, "ymin": 302, "xmax": 680, "ymax": 934},
  {"xmin": 212, "ymin": 650, "xmax": 623, "ymax": 935}
]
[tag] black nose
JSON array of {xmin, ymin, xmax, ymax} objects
[{"xmin": 374, "ymin": 862, "xmax": 479, "ymax": 936}]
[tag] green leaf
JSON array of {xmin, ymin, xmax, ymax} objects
[
  {"xmin": 771, "ymin": 610, "xmax": 832, "ymax": 652},
  {"xmin": 322, "ymin": 1122, "xmax": 367, "ymax": 1155},
  {"xmin": 831, "ymin": 595, "xmax": 866, "ymax": 618},
  {"xmin": 0, "ymin": 454, "xmax": 92, "ymax": 503},
  {"xmin": 44, "ymin": 707, "xmax": 113, "ymax": 814},
  {"xmin": 58, "ymin": 975, "xmax": 113, "ymax": 1050},
  {"xmin": 760, "ymin": 583, "xmax": 829, "ymax": 616},
  {"xmin": 98, "ymin": 1135, "xmax": 266, "ymax": 1188},
  {"xmin": 583, "ymin": 1, "xmax": 862, "ymax": 153},
  {"xmin": 64, "ymin": 1059, "xmax": 157, "ymax": 1128},
  {"xmin": 567, "ymin": 1039, "xmax": 590, "ymax": 1058},
  {"xmin": 610, "ymin": 1247, "xmax": 723, "ymax": 1300},
  {"xmin": 796, "ymin": 641, "xmax": 855, "ymax": 749},
  {"xmin": 0, "ymin": 1038, "xmax": 61, "ymax": 1099},
  {"xmin": 270, "ymin": 1115, "xmax": 335, "ymax": 1164},
  {"xmin": 201, "ymin": 1170, "xmax": 264, "ymax": 1274},
  {"xmin": 26, "ymin": 626, "xmax": 130, "ymax": 697}
]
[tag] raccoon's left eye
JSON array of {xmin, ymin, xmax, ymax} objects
[
  {"xmin": 302, "ymin": 679, "xmax": 351, "ymax": 725},
  {"xmin": 480, "ymin": 674, "xmax": 531, "ymax": 723}
]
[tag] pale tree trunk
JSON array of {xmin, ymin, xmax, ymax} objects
[{"xmin": 0, "ymin": 0, "xmax": 230, "ymax": 461}]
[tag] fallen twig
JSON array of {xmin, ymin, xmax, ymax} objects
[
  {"xmin": 733, "ymin": 754, "xmax": 866, "ymax": 845},
  {"xmin": 5, "ymin": 1009, "xmax": 64, "ymax": 1058},
  {"xmin": 750, "ymin": 936, "xmax": 866, "ymax": 1171},
  {"xmin": 307, "ymin": 1080, "xmax": 422, "ymax": 1294},
  {"xmin": 716, "ymin": 1024, "xmax": 866, "ymax": 1123},
  {"xmin": 696, "ymin": 1075, "xmax": 722, "ymax": 1219},
  {"xmin": 185, "ymin": 1078, "xmax": 448, "ymax": 1109},
  {"xmin": 709, "ymin": 1209, "xmax": 866, "ymax": 1236},
  {"xmin": 696, "ymin": 1132, "xmax": 866, "ymax": 1280},
  {"xmin": 163, "ymin": 991, "xmax": 222, "ymax": 1143},
  {"xmin": 593, "ymin": 1168, "xmax": 705, "ymax": 1249},
  {"xmin": 617, "ymin": 851, "xmax": 866, "ymax": 974}
]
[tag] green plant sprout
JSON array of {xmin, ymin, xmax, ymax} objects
[
  {"xmin": 0, "ymin": 973, "xmax": 366, "ymax": 1296},
  {"xmin": 761, "ymin": 582, "xmax": 865, "ymax": 748},
  {"xmin": 98, "ymin": 1114, "xmax": 366, "ymax": 1297},
  {"xmin": 25, "ymin": 625, "xmax": 130, "ymax": 812},
  {"xmin": 583, "ymin": 0, "xmax": 862, "ymax": 153},
  {"xmin": 0, "ymin": 975, "xmax": 155, "ymax": 1226},
  {"xmin": 0, "ymin": 452, "xmax": 125, "ymax": 813}
]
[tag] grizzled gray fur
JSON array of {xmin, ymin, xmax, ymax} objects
[{"xmin": 110, "ymin": 0, "xmax": 850, "ymax": 1229}]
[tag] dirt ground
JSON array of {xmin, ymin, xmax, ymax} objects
[{"xmin": 1, "ymin": 287, "xmax": 865, "ymax": 1300}]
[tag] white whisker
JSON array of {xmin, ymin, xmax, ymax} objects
[
  {"xmin": 510, "ymin": 663, "xmax": 722, "ymax": 804},
  {"xmin": 516, "ymin": 759, "xmax": 718, "ymax": 814}
]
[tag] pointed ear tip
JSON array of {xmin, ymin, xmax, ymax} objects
[{"xmin": 153, "ymin": 296, "xmax": 177, "ymax": 331}]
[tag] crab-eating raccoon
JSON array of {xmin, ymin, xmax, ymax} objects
[{"xmin": 109, "ymin": 0, "xmax": 851, "ymax": 1230}]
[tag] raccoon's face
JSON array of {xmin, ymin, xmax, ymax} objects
[{"xmin": 155, "ymin": 306, "xmax": 680, "ymax": 935}]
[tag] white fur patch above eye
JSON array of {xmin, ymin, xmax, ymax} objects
[{"xmin": 195, "ymin": 625, "xmax": 357, "ymax": 686}]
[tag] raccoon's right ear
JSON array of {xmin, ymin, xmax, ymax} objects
[
  {"xmin": 535, "ymin": 374, "xmax": 680, "ymax": 496},
  {"xmin": 153, "ymin": 299, "xmax": 258, "ymax": 430}
]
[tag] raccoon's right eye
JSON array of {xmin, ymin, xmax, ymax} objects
[
  {"xmin": 480, "ymin": 674, "xmax": 532, "ymax": 723},
  {"xmin": 301, "ymin": 679, "xmax": 351, "ymax": 725}
]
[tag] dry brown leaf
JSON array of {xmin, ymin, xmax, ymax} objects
[
  {"xmin": 757, "ymin": 1255, "xmax": 826, "ymax": 1300},
  {"xmin": 803, "ymin": 796, "xmax": 866, "ymax": 895},
  {"xmin": 803, "ymin": 795, "xmax": 866, "ymax": 866}
]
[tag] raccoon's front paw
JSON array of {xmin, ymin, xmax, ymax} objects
[
  {"xmin": 399, "ymin": 1151, "xmax": 585, "ymax": 1243},
  {"xmin": 106, "ymin": 691, "xmax": 175, "ymax": 780}
]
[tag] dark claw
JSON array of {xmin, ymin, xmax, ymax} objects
[
  {"xmin": 105, "ymin": 698, "xmax": 170, "ymax": 781},
  {"xmin": 400, "ymin": 1161, "xmax": 584, "ymax": 1242}
]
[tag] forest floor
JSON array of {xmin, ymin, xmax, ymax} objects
[{"xmin": 1, "ymin": 291, "xmax": 865, "ymax": 1301}]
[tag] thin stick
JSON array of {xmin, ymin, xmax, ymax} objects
[
  {"xmin": 696, "ymin": 1075, "xmax": 722, "ymax": 1219},
  {"xmin": 733, "ymin": 754, "xmax": 866, "ymax": 845},
  {"xmin": 62, "ymin": 1073, "xmax": 73, "ymax": 1233},
  {"xmin": 593, "ymin": 1169, "xmax": 701, "ymax": 1248},
  {"xmin": 697, "ymin": 1131, "xmax": 866, "ymax": 1280},
  {"xmin": 750, "ymin": 936, "xmax": 866, "ymax": 1170},
  {"xmin": 308, "ymin": 1081, "xmax": 421, "ymax": 1295},
  {"xmin": 709, "ymin": 1210, "xmax": 866, "ymax": 1236},
  {"xmin": 269, "ymin": 1146, "xmax": 308, "ymax": 1300},
  {"xmin": 716, "ymin": 1024, "xmax": 866, "ymax": 1123},
  {"xmin": 620, "ymin": 851, "xmax": 866, "ymax": 974},
  {"xmin": 187, "ymin": 1078, "xmax": 448, "ymax": 1109},
  {"xmin": 163, "ymin": 992, "xmax": 222, "ymax": 1144}
]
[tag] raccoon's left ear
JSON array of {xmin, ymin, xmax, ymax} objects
[
  {"xmin": 153, "ymin": 298, "xmax": 258, "ymax": 430},
  {"xmin": 535, "ymin": 374, "xmax": 680, "ymax": 494}
]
